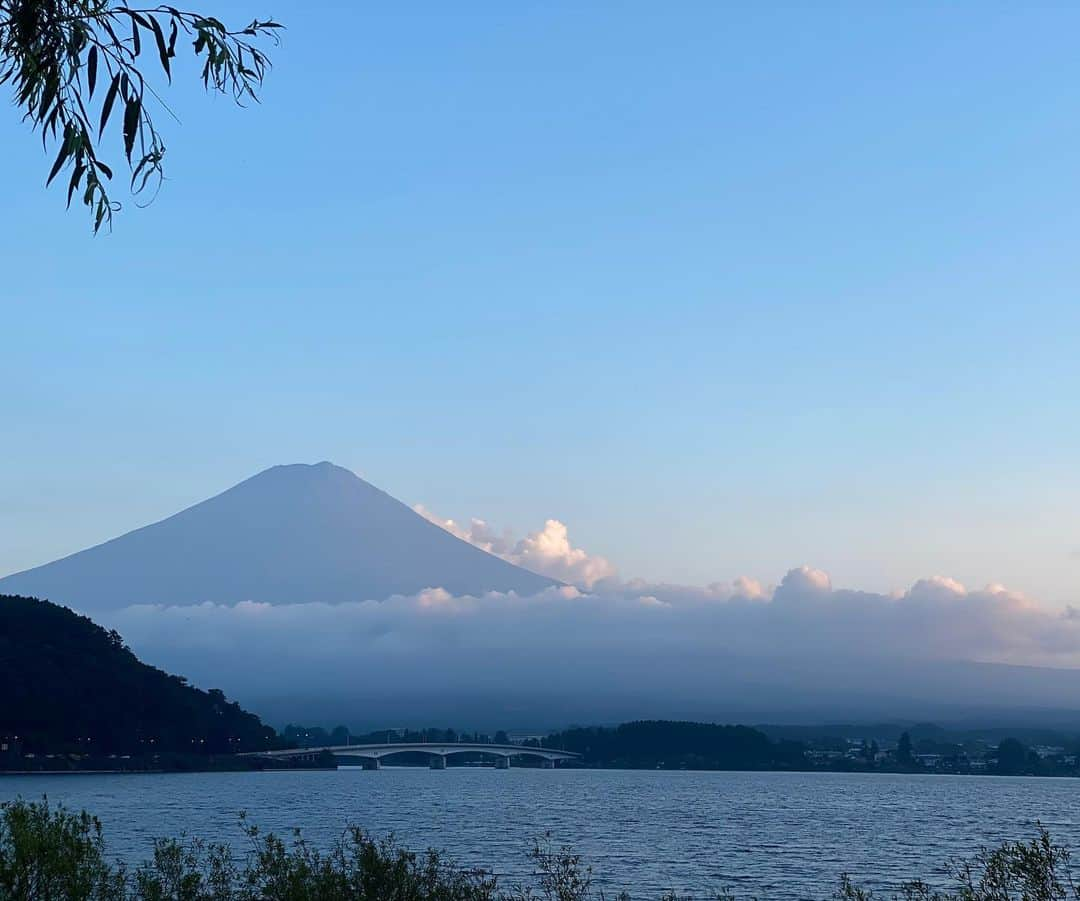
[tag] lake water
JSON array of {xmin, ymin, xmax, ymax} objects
[{"xmin": 2, "ymin": 768, "xmax": 1078, "ymax": 899}]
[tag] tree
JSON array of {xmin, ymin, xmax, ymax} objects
[
  {"xmin": 0, "ymin": 593, "xmax": 279, "ymax": 755},
  {"xmin": 997, "ymin": 737, "xmax": 1028, "ymax": 774},
  {"xmin": 897, "ymin": 731, "xmax": 913, "ymax": 765},
  {"xmin": 0, "ymin": 1, "xmax": 281, "ymax": 232}
]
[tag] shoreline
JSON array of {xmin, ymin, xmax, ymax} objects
[{"xmin": 1, "ymin": 764, "xmax": 1067, "ymax": 779}]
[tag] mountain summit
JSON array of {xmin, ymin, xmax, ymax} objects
[{"xmin": 0, "ymin": 463, "xmax": 557, "ymax": 611}]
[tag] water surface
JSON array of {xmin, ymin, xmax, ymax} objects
[{"xmin": 2, "ymin": 769, "xmax": 1076, "ymax": 898}]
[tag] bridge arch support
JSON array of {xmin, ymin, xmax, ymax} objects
[{"xmin": 242, "ymin": 742, "xmax": 580, "ymax": 769}]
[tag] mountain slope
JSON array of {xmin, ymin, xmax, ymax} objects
[
  {"xmin": 0, "ymin": 463, "xmax": 557, "ymax": 611},
  {"xmin": 0, "ymin": 594, "xmax": 277, "ymax": 753}
]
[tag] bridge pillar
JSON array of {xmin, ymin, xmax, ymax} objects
[
  {"xmin": 541, "ymin": 759, "xmax": 555, "ymax": 769},
  {"xmin": 364, "ymin": 758, "xmax": 381, "ymax": 770},
  {"xmin": 495, "ymin": 756, "xmax": 510, "ymax": 769},
  {"xmin": 429, "ymin": 755, "xmax": 447, "ymax": 770}
]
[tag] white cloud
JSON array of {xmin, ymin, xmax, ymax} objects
[
  {"xmin": 414, "ymin": 506, "xmax": 616, "ymax": 588},
  {"xmin": 510, "ymin": 519, "xmax": 617, "ymax": 588},
  {"xmin": 412, "ymin": 506, "xmax": 515, "ymax": 557},
  {"xmin": 100, "ymin": 565, "xmax": 1080, "ymax": 727}
]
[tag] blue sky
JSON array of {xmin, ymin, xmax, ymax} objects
[{"xmin": 3, "ymin": 2, "xmax": 1080, "ymax": 605}]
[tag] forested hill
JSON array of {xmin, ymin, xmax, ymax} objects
[
  {"xmin": 0, "ymin": 595, "xmax": 278, "ymax": 755},
  {"xmin": 542, "ymin": 720, "xmax": 806, "ymax": 769}
]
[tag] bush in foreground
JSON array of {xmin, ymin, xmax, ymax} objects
[{"xmin": 1, "ymin": 797, "xmax": 1076, "ymax": 901}]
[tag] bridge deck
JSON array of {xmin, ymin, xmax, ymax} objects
[{"xmin": 242, "ymin": 742, "xmax": 579, "ymax": 761}]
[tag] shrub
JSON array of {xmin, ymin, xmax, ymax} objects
[
  {"xmin": 0, "ymin": 797, "xmax": 123, "ymax": 900},
  {"xmin": 2, "ymin": 797, "xmax": 1076, "ymax": 901},
  {"xmin": 837, "ymin": 827, "xmax": 1076, "ymax": 901}
]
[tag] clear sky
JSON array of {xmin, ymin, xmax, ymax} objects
[{"xmin": 3, "ymin": 2, "xmax": 1080, "ymax": 606}]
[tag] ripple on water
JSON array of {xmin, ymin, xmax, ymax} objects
[{"xmin": 2, "ymin": 770, "xmax": 1079, "ymax": 899}]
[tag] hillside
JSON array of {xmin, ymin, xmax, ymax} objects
[
  {"xmin": 0, "ymin": 462, "xmax": 557, "ymax": 611},
  {"xmin": 0, "ymin": 595, "xmax": 278, "ymax": 754}
]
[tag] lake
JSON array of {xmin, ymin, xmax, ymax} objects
[{"xmin": 1, "ymin": 768, "xmax": 1077, "ymax": 899}]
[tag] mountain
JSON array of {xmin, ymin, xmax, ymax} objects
[
  {"xmin": 211, "ymin": 645, "xmax": 1080, "ymax": 733},
  {"xmin": 0, "ymin": 594, "xmax": 278, "ymax": 753},
  {"xmin": 0, "ymin": 462, "xmax": 557, "ymax": 611}
]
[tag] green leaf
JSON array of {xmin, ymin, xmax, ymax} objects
[
  {"xmin": 43, "ymin": 107, "xmax": 60, "ymax": 146},
  {"xmin": 38, "ymin": 76, "xmax": 58, "ymax": 123},
  {"xmin": 149, "ymin": 16, "xmax": 170, "ymax": 81},
  {"xmin": 99, "ymin": 73, "xmax": 120, "ymax": 137},
  {"xmin": 46, "ymin": 140, "xmax": 70, "ymax": 187},
  {"xmin": 67, "ymin": 164, "xmax": 87, "ymax": 207},
  {"xmin": 123, "ymin": 97, "xmax": 141, "ymax": 161},
  {"xmin": 87, "ymin": 46, "xmax": 98, "ymax": 98}
]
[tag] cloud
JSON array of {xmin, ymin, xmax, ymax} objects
[
  {"xmin": 404, "ymin": 505, "xmax": 1077, "ymax": 670},
  {"xmin": 412, "ymin": 506, "xmax": 515, "ymax": 557},
  {"xmin": 509, "ymin": 519, "xmax": 617, "ymax": 588},
  {"xmin": 414, "ymin": 506, "xmax": 616, "ymax": 588},
  {"xmin": 73, "ymin": 492, "xmax": 1080, "ymax": 726},
  {"xmin": 101, "ymin": 565, "xmax": 1080, "ymax": 727}
]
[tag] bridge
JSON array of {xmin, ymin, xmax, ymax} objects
[{"xmin": 242, "ymin": 742, "xmax": 581, "ymax": 769}]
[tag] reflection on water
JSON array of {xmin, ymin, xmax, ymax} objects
[{"xmin": 1, "ymin": 769, "xmax": 1077, "ymax": 899}]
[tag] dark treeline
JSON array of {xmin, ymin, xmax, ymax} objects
[
  {"xmin": 0, "ymin": 595, "xmax": 280, "ymax": 763},
  {"xmin": 759, "ymin": 722, "xmax": 1080, "ymax": 776},
  {"xmin": 278, "ymin": 720, "xmax": 1080, "ymax": 776},
  {"xmin": 281, "ymin": 721, "xmax": 804, "ymax": 771},
  {"xmin": 282, "ymin": 725, "xmax": 513, "ymax": 748},
  {"xmin": 538, "ymin": 721, "xmax": 806, "ymax": 770}
]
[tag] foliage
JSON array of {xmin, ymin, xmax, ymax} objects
[
  {"xmin": 0, "ymin": 799, "xmax": 510, "ymax": 901},
  {"xmin": 542, "ymin": 721, "xmax": 805, "ymax": 770},
  {"xmin": 0, "ymin": 0, "xmax": 281, "ymax": 231},
  {"xmin": 837, "ymin": 826, "xmax": 1077, "ymax": 901},
  {"xmin": 0, "ymin": 798, "xmax": 123, "ymax": 900},
  {"xmin": 896, "ymin": 731, "xmax": 913, "ymax": 765},
  {"xmin": 3, "ymin": 799, "xmax": 1079, "ymax": 901},
  {"xmin": 520, "ymin": 836, "xmax": 597, "ymax": 901},
  {"xmin": 0, "ymin": 594, "xmax": 279, "ymax": 755},
  {"xmin": 282, "ymin": 725, "xmax": 515, "ymax": 751},
  {"xmin": 996, "ymin": 738, "xmax": 1028, "ymax": 775}
]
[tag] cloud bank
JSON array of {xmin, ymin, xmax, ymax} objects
[
  {"xmin": 75, "ymin": 505, "xmax": 1080, "ymax": 726},
  {"xmin": 108, "ymin": 568, "xmax": 1080, "ymax": 672},
  {"xmin": 405, "ymin": 507, "xmax": 1079, "ymax": 667},
  {"xmin": 102, "ymin": 559, "xmax": 1080, "ymax": 727}
]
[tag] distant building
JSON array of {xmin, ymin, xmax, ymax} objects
[
  {"xmin": 1032, "ymin": 746, "xmax": 1066, "ymax": 759},
  {"xmin": 807, "ymin": 750, "xmax": 845, "ymax": 762}
]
